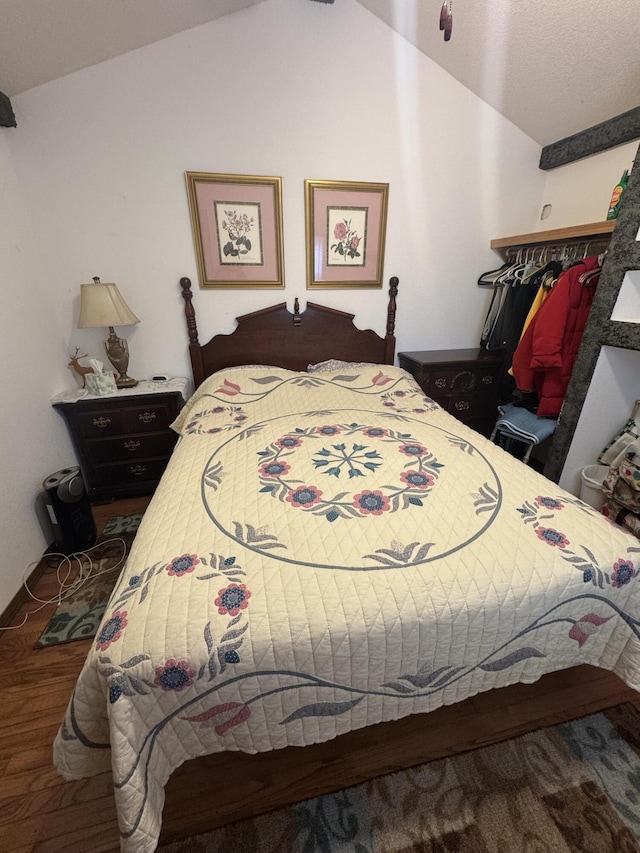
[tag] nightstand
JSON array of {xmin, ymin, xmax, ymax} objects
[
  {"xmin": 398, "ymin": 349, "xmax": 502, "ymax": 437},
  {"xmin": 52, "ymin": 379, "xmax": 189, "ymax": 501}
]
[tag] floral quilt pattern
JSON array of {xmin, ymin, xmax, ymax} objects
[{"xmin": 54, "ymin": 365, "xmax": 640, "ymax": 853}]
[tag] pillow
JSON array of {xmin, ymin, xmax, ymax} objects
[{"xmin": 307, "ymin": 359, "xmax": 378, "ymax": 373}]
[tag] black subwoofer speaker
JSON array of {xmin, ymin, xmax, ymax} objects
[{"xmin": 42, "ymin": 467, "xmax": 97, "ymax": 555}]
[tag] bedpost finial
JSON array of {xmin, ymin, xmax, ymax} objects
[
  {"xmin": 384, "ymin": 276, "xmax": 398, "ymax": 364},
  {"xmin": 179, "ymin": 276, "xmax": 200, "ymax": 346}
]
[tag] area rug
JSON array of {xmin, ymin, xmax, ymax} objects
[
  {"xmin": 35, "ymin": 514, "xmax": 142, "ymax": 647},
  {"xmin": 158, "ymin": 702, "xmax": 640, "ymax": 852}
]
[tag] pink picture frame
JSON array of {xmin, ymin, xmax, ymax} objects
[
  {"xmin": 185, "ymin": 172, "xmax": 285, "ymax": 289},
  {"xmin": 305, "ymin": 179, "xmax": 389, "ymax": 289}
]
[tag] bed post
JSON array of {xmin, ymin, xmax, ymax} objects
[
  {"xmin": 180, "ymin": 278, "xmax": 199, "ymax": 345},
  {"xmin": 385, "ymin": 276, "xmax": 398, "ymax": 364},
  {"xmin": 180, "ymin": 277, "xmax": 205, "ymax": 388}
]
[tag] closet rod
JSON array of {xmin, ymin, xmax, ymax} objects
[
  {"xmin": 504, "ymin": 238, "xmax": 610, "ymax": 263},
  {"xmin": 491, "ymin": 220, "xmax": 616, "ymax": 260}
]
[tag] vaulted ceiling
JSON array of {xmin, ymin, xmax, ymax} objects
[{"xmin": 1, "ymin": 0, "xmax": 638, "ymax": 145}]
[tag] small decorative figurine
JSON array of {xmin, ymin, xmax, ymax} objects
[{"xmin": 68, "ymin": 348, "xmax": 95, "ymax": 387}]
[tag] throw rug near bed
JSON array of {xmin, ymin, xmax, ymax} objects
[
  {"xmin": 158, "ymin": 702, "xmax": 640, "ymax": 853},
  {"xmin": 35, "ymin": 514, "xmax": 142, "ymax": 648}
]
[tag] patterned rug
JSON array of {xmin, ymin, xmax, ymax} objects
[
  {"xmin": 158, "ymin": 702, "xmax": 640, "ymax": 852},
  {"xmin": 35, "ymin": 514, "xmax": 142, "ymax": 647}
]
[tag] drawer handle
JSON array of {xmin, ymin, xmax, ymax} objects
[
  {"xmin": 130, "ymin": 464, "xmax": 147, "ymax": 476},
  {"xmin": 435, "ymin": 378, "xmax": 447, "ymax": 388},
  {"xmin": 124, "ymin": 440, "xmax": 141, "ymax": 452},
  {"xmin": 93, "ymin": 416, "xmax": 111, "ymax": 428},
  {"xmin": 482, "ymin": 375, "xmax": 494, "ymax": 384},
  {"xmin": 138, "ymin": 412, "xmax": 157, "ymax": 424},
  {"xmin": 455, "ymin": 401, "xmax": 470, "ymax": 411}
]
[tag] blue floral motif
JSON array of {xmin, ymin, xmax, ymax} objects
[
  {"xmin": 518, "ymin": 496, "xmax": 639, "ymax": 591},
  {"xmin": 353, "ymin": 490, "xmax": 390, "ymax": 516},
  {"xmin": 535, "ymin": 496, "xmax": 565, "ymax": 510},
  {"xmin": 260, "ymin": 461, "xmax": 290, "ymax": 477},
  {"xmin": 257, "ymin": 423, "xmax": 443, "ymax": 523},
  {"xmin": 185, "ymin": 405, "xmax": 247, "ymax": 435},
  {"xmin": 96, "ymin": 610, "xmax": 128, "ymax": 651},
  {"xmin": 167, "ymin": 554, "xmax": 200, "ymax": 576},
  {"xmin": 612, "ymin": 559, "xmax": 636, "ymax": 588}
]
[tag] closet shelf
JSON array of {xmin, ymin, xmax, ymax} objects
[{"xmin": 491, "ymin": 220, "xmax": 616, "ymax": 259}]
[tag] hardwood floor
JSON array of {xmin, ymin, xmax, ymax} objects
[{"xmin": 1, "ymin": 495, "xmax": 640, "ymax": 852}]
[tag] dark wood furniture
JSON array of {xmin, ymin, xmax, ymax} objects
[
  {"xmin": 53, "ymin": 383, "xmax": 186, "ymax": 501},
  {"xmin": 179, "ymin": 275, "xmax": 398, "ymax": 387},
  {"xmin": 398, "ymin": 348, "xmax": 502, "ymax": 437}
]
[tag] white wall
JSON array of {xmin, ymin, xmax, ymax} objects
[
  {"xmin": 535, "ymin": 140, "xmax": 637, "ymax": 230},
  {"xmin": 0, "ymin": 134, "xmax": 76, "ymax": 616},
  {"xmin": 2, "ymin": 0, "xmax": 547, "ymax": 611}
]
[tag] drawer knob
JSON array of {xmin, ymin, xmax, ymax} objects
[
  {"xmin": 124, "ymin": 440, "xmax": 141, "ymax": 452},
  {"xmin": 435, "ymin": 378, "xmax": 447, "ymax": 388},
  {"xmin": 93, "ymin": 416, "xmax": 111, "ymax": 428},
  {"xmin": 130, "ymin": 464, "xmax": 147, "ymax": 476},
  {"xmin": 482, "ymin": 375, "xmax": 494, "ymax": 384},
  {"xmin": 138, "ymin": 412, "xmax": 156, "ymax": 424},
  {"xmin": 455, "ymin": 400, "xmax": 470, "ymax": 411}
]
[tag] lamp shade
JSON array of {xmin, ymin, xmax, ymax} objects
[{"xmin": 78, "ymin": 280, "xmax": 140, "ymax": 328}]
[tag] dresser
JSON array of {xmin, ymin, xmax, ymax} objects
[
  {"xmin": 52, "ymin": 379, "xmax": 189, "ymax": 501},
  {"xmin": 398, "ymin": 349, "xmax": 502, "ymax": 437}
]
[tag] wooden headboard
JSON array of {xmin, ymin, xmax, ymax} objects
[{"xmin": 180, "ymin": 276, "xmax": 399, "ymax": 388}]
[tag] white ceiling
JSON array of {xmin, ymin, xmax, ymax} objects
[{"xmin": 1, "ymin": 0, "xmax": 638, "ymax": 146}]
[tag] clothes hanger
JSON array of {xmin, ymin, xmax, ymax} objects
[
  {"xmin": 477, "ymin": 260, "xmax": 512, "ymax": 287},
  {"xmin": 580, "ymin": 268, "xmax": 602, "ymax": 287}
]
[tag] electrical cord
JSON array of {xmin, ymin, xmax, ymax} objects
[{"xmin": 0, "ymin": 537, "xmax": 128, "ymax": 632}]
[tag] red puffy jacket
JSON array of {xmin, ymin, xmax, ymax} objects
[{"xmin": 511, "ymin": 256, "xmax": 600, "ymax": 418}]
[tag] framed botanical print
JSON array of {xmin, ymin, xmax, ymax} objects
[
  {"xmin": 185, "ymin": 172, "xmax": 285, "ymax": 289},
  {"xmin": 305, "ymin": 179, "xmax": 389, "ymax": 289}
]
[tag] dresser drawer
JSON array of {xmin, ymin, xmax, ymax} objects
[
  {"xmin": 52, "ymin": 381, "xmax": 187, "ymax": 500},
  {"xmin": 415, "ymin": 366, "xmax": 501, "ymax": 393},
  {"xmin": 398, "ymin": 350, "xmax": 502, "ymax": 439},
  {"xmin": 85, "ymin": 431, "xmax": 177, "ymax": 463},
  {"xmin": 442, "ymin": 394, "xmax": 496, "ymax": 420},
  {"xmin": 91, "ymin": 457, "xmax": 171, "ymax": 487},
  {"xmin": 75, "ymin": 401, "xmax": 176, "ymax": 438}
]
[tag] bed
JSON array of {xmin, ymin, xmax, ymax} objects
[{"xmin": 54, "ymin": 275, "xmax": 640, "ymax": 852}]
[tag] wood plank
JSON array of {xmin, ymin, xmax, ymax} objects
[
  {"xmin": 490, "ymin": 219, "xmax": 616, "ymax": 258},
  {"xmin": 0, "ymin": 773, "xmax": 115, "ymax": 826}
]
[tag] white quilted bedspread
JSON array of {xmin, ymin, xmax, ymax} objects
[{"xmin": 54, "ymin": 365, "xmax": 640, "ymax": 852}]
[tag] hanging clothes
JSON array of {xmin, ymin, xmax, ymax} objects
[
  {"xmin": 511, "ymin": 255, "xmax": 601, "ymax": 418},
  {"xmin": 480, "ymin": 256, "xmax": 553, "ymax": 402},
  {"xmin": 507, "ymin": 261, "xmax": 562, "ymax": 378}
]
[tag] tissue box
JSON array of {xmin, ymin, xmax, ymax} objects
[{"xmin": 85, "ymin": 371, "xmax": 117, "ymax": 396}]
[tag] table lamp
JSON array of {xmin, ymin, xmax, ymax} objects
[{"xmin": 78, "ymin": 277, "xmax": 140, "ymax": 388}]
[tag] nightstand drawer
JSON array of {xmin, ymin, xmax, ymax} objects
[
  {"xmin": 412, "ymin": 366, "xmax": 501, "ymax": 393},
  {"xmin": 442, "ymin": 394, "xmax": 495, "ymax": 420},
  {"xmin": 52, "ymin": 380, "xmax": 188, "ymax": 500},
  {"xmin": 398, "ymin": 349, "xmax": 502, "ymax": 439},
  {"xmin": 86, "ymin": 431, "xmax": 177, "ymax": 463},
  {"xmin": 75, "ymin": 402, "xmax": 175, "ymax": 438},
  {"xmin": 92, "ymin": 457, "xmax": 171, "ymax": 487}
]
